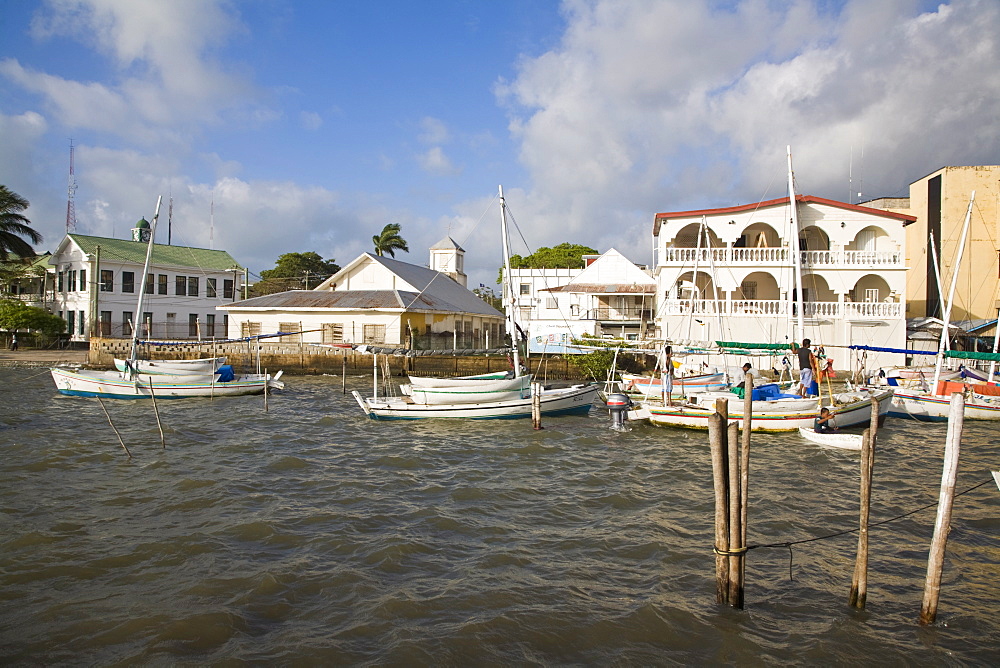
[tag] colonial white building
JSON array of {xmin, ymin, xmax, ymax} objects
[
  {"xmin": 652, "ymin": 195, "xmax": 916, "ymax": 368},
  {"xmin": 507, "ymin": 248, "xmax": 656, "ymax": 353},
  {"xmin": 48, "ymin": 218, "xmax": 244, "ymax": 342},
  {"xmin": 220, "ymin": 238, "xmax": 506, "ymax": 349}
]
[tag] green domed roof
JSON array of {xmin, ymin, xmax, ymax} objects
[{"xmin": 134, "ymin": 217, "xmax": 150, "ymax": 229}]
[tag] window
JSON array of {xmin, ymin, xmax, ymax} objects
[
  {"xmin": 123, "ymin": 311, "xmax": 133, "ymax": 336},
  {"xmin": 224, "ymin": 279, "xmax": 234, "ymax": 299},
  {"xmin": 146, "ymin": 273, "xmax": 154, "ymax": 294},
  {"xmin": 176, "ymin": 276, "xmax": 186, "ymax": 296},
  {"xmin": 189, "ymin": 314, "xmax": 199, "ymax": 337},
  {"xmin": 100, "ymin": 311, "xmax": 111, "ymax": 336},
  {"xmin": 142, "ymin": 312, "xmax": 153, "ymax": 337},
  {"xmin": 740, "ymin": 281, "xmax": 757, "ymax": 300},
  {"xmin": 66, "ymin": 311, "xmax": 75, "ymax": 335},
  {"xmin": 68, "ymin": 270, "xmax": 76, "ymax": 292},
  {"xmin": 187, "ymin": 277, "xmax": 199, "ymax": 297},
  {"xmin": 279, "ymin": 322, "xmax": 301, "ymax": 343},
  {"xmin": 206, "ymin": 314, "xmax": 215, "ymax": 337},
  {"xmin": 519, "ymin": 283, "xmax": 530, "ymax": 295},
  {"xmin": 206, "ymin": 278, "xmax": 217, "ymax": 298},
  {"xmin": 122, "ymin": 271, "xmax": 135, "ymax": 293},
  {"xmin": 546, "ymin": 297, "xmax": 558, "ymax": 309},
  {"xmin": 322, "ymin": 323, "xmax": 344, "ymax": 343},
  {"xmin": 78, "ymin": 310, "xmax": 85, "ymax": 335},
  {"xmin": 57, "ymin": 271, "xmax": 64, "ymax": 292},
  {"xmin": 570, "ymin": 304, "xmax": 580, "ymax": 316},
  {"xmin": 864, "ymin": 288, "xmax": 879, "ymax": 302},
  {"xmin": 240, "ymin": 321, "xmax": 262, "ymax": 337},
  {"xmin": 100, "ymin": 270, "xmax": 114, "ymax": 292},
  {"xmin": 158, "ymin": 274, "xmax": 167, "ymax": 295},
  {"xmin": 363, "ymin": 324, "xmax": 386, "ymax": 344},
  {"xmin": 79, "ymin": 269, "xmax": 86, "ymax": 291}
]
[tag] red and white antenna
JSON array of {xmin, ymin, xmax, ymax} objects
[{"xmin": 65, "ymin": 139, "xmax": 78, "ymax": 232}]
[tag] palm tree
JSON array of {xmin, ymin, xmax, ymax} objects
[
  {"xmin": 0, "ymin": 185, "xmax": 42, "ymax": 262},
  {"xmin": 372, "ymin": 223, "xmax": 409, "ymax": 258}
]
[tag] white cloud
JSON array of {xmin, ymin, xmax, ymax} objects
[
  {"xmin": 500, "ymin": 0, "xmax": 1000, "ymax": 255},
  {"xmin": 418, "ymin": 116, "xmax": 450, "ymax": 145},
  {"xmin": 300, "ymin": 111, "xmax": 323, "ymax": 131},
  {"xmin": 418, "ymin": 146, "xmax": 460, "ymax": 176}
]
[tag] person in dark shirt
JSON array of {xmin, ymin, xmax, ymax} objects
[
  {"xmin": 796, "ymin": 338, "xmax": 814, "ymax": 397},
  {"xmin": 814, "ymin": 407, "xmax": 837, "ymax": 433}
]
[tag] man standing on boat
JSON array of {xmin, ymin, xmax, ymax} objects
[{"xmin": 796, "ymin": 339, "xmax": 815, "ymax": 397}]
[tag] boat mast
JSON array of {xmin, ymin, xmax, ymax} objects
[
  {"xmin": 932, "ymin": 191, "xmax": 975, "ymax": 390},
  {"xmin": 787, "ymin": 146, "xmax": 805, "ymax": 344},
  {"xmin": 127, "ymin": 196, "xmax": 162, "ymax": 367},
  {"xmin": 498, "ymin": 186, "xmax": 522, "ymax": 376}
]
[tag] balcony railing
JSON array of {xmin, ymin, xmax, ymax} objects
[
  {"xmin": 585, "ymin": 307, "xmax": 655, "ymax": 321},
  {"xmin": 659, "ymin": 247, "xmax": 903, "ymax": 268},
  {"xmin": 658, "ymin": 299, "xmax": 902, "ymax": 319}
]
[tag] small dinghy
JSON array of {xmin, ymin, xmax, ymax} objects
[{"xmin": 797, "ymin": 427, "xmax": 863, "ymax": 451}]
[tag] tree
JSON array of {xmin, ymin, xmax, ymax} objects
[
  {"xmin": 473, "ymin": 285, "xmax": 502, "ymax": 310},
  {"xmin": 0, "ymin": 299, "xmax": 65, "ymax": 336},
  {"xmin": 372, "ymin": 223, "xmax": 409, "ymax": 257},
  {"xmin": 498, "ymin": 242, "xmax": 599, "ymax": 283},
  {"xmin": 254, "ymin": 251, "xmax": 340, "ymax": 296},
  {"xmin": 0, "ymin": 185, "xmax": 43, "ymax": 262}
]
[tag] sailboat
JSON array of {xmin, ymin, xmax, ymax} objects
[
  {"xmin": 50, "ymin": 197, "xmax": 282, "ymax": 399},
  {"xmin": 887, "ymin": 192, "xmax": 1000, "ymax": 420},
  {"xmin": 352, "ymin": 186, "xmax": 598, "ymax": 419},
  {"xmin": 636, "ymin": 147, "xmax": 894, "ymax": 430}
]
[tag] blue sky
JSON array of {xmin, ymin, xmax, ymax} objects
[{"xmin": 2, "ymin": 0, "xmax": 999, "ymax": 289}]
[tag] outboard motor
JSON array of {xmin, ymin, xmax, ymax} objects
[{"xmin": 606, "ymin": 393, "xmax": 632, "ymax": 431}]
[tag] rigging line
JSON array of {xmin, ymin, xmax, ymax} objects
[{"xmin": 748, "ymin": 477, "xmax": 994, "ymax": 552}]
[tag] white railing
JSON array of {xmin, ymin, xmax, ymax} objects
[
  {"xmin": 800, "ymin": 250, "xmax": 902, "ymax": 266},
  {"xmin": 660, "ymin": 247, "xmax": 902, "ymax": 267},
  {"xmin": 659, "ymin": 299, "xmax": 902, "ymax": 319}
]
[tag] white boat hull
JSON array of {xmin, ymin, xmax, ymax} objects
[
  {"xmin": 50, "ymin": 367, "xmax": 278, "ymax": 399},
  {"xmin": 889, "ymin": 389, "xmax": 1000, "ymax": 421},
  {"xmin": 353, "ymin": 384, "xmax": 598, "ymax": 420},
  {"xmin": 643, "ymin": 389, "xmax": 893, "ymax": 432},
  {"xmin": 401, "ymin": 375, "xmax": 531, "ymax": 405},
  {"xmin": 797, "ymin": 427, "xmax": 863, "ymax": 450},
  {"xmin": 113, "ymin": 356, "xmax": 226, "ymax": 375},
  {"xmin": 406, "ymin": 371, "xmax": 510, "ymax": 387}
]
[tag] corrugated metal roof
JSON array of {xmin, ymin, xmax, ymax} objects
[
  {"xmin": 64, "ymin": 234, "xmax": 243, "ymax": 271},
  {"xmin": 223, "ymin": 288, "xmax": 500, "ymax": 316},
  {"xmin": 543, "ymin": 283, "xmax": 656, "ymax": 294}
]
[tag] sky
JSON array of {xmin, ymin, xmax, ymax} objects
[{"xmin": 2, "ymin": 0, "xmax": 999, "ymax": 290}]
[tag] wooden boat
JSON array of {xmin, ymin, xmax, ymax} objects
[
  {"xmin": 113, "ymin": 356, "xmax": 227, "ymax": 375},
  {"xmin": 401, "ymin": 374, "xmax": 531, "ymax": 405},
  {"xmin": 405, "ymin": 371, "xmax": 510, "ymax": 387},
  {"xmin": 797, "ymin": 427, "xmax": 863, "ymax": 450},
  {"xmin": 353, "ymin": 382, "xmax": 597, "ymax": 420},
  {"xmin": 353, "ymin": 187, "xmax": 597, "ymax": 420},
  {"xmin": 638, "ymin": 388, "xmax": 893, "ymax": 432},
  {"xmin": 50, "ymin": 197, "xmax": 282, "ymax": 400}
]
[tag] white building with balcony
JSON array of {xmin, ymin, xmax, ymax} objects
[
  {"xmin": 652, "ymin": 195, "xmax": 915, "ymax": 368},
  {"xmin": 507, "ymin": 248, "xmax": 656, "ymax": 353}
]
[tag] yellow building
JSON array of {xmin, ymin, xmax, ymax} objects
[{"xmin": 867, "ymin": 165, "xmax": 1000, "ymax": 323}]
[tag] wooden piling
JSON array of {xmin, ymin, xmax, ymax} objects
[
  {"xmin": 727, "ymin": 420, "xmax": 743, "ymax": 608},
  {"xmin": 264, "ymin": 368, "xmax": 269, "ymax": 412},
  {"xmin": 531, "ymin": 382, "xmax": 542, "ymax": 430},
  {"xmin": 920, "ymin": 392, "xmax": 965, "ymax": 625},
  {"xmin": 342, "ymin": 353, "xmax": 347, "ymax": 394},
  {"xmin": 147, "ymin": 381, "xmax": 165, "ymax": 448},
  {"xmin": 739, "ymin": 372, "xmax": 752, "ymax": 606},
  {"xmin": 709, "ymin": 398, "xmax": 730, "ymax": 604},
  {"xmin": 850, "ymin": 400, "xmax": 879, "ymax": 609}
]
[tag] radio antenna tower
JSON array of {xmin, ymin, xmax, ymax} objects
[{"xmin": 66, "ymin": 139, "xmax": 78, "ymax": 232}]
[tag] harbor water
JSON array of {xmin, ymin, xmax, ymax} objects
[{"xmin": 1, "ymin": 370, "xmax": 998, "ymax": 664}]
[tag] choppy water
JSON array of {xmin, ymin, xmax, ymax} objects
[{"xmin": 1, "ymin": 369, "xmax": 998, "ymax": 665}]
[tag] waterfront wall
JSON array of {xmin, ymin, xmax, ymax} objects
[{"xmin": 86, "ymin": 337, "xmax": 596, "ymax": 380}]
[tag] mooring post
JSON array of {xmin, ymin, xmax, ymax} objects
[
  {"xmin": 920, "ymin": 392, "xmax": 965, "ymax": 625},
  {"xmin": 342, "ymin": 353, "xmax": 347, "ymax": 395},
  {"xmin": 531, "ymin": 382, "xmax": 542, "ymax": 430},
  {"xmin": 739, "ymin": 371, "xmax": 752, "ymax": 607},
  {"xmin": 709, "ymin": 398, "xmax": 730, "ymax": 604},
  {"xmin": 264, "ymin": 368, "xmax": 269, "ymax": 412},
  {"xmin": 727, "ymin": 420, "xmax": 744, "ymax": 608},
  {"xmin": 850, "ymin": 400, "xmax": 879, "ymax": 608}
]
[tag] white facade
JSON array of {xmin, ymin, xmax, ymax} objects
[
  {"xmin": 48, "ymin": 228, "xmax": 244, "ymax": 342},
  {"xmin": 653, "ymin": 195, "xmax": 914, "ymax": 369},
  {"xmin": 507, "ymin": 249, "xmax": 656, "ymax": 353}
]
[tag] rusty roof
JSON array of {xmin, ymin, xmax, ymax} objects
[
  {"xmin": 221, "ymin": 289, "xmax": 502, "ymax": 316},
  {"xmin": 543, "ymin": 283, "xmax": 656, "ymax": 294}
]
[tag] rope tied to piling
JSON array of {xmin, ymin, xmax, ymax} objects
[
  {"xmin": 741, "ymin": 477, "xmax": 994, "ymax": 580},
  {"xmin": 714, "ymin": 545, "xmax": 749, "ymax": 557}
]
